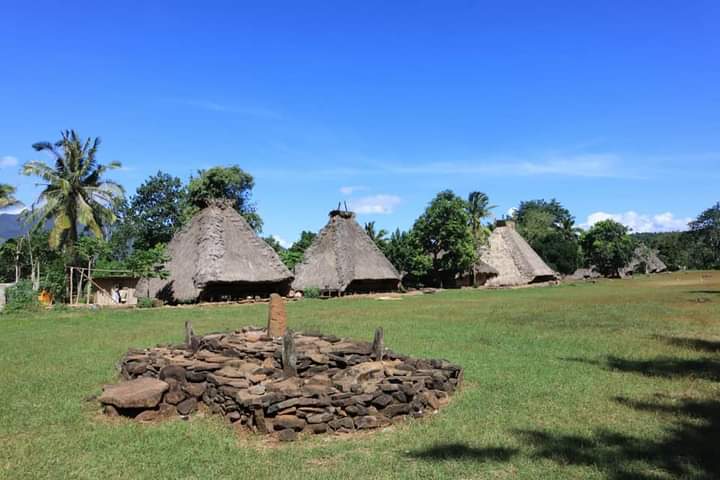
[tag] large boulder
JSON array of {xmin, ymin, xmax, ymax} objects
[{"xmin": 98, "ymin": 377, "xmax": 169, "ymax": 409}]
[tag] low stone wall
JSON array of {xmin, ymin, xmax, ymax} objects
[{"xmin": 98, "ymin": 327, "xmax": 463, "ymax": 441}]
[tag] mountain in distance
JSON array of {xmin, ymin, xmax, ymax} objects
[{"xmin": 0, "ymin": 214, "xmax": 31, "ymax": 242}]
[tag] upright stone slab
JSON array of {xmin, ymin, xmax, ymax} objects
[
  {"xmin": 282, "ymin": 331, "xmax": 297, "ymax": 377},
  {"xmin": 372, "ymin": 327, "xmax": 384, "ymax": 361},
  {"xmin": 267, "ymin": 293, "xmax": 287, "ymax": 337}
]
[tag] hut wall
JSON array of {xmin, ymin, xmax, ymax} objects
[
  {"xmin": 344, "ymin": 278, "xmax": 400, "ymax": 294},
  {"xmin": 94, "ymin": 277, "xmax": 139, "ymax": 306},
  {"xmin": 198, "ymin": 280, "xmax": 292, "ymax": 302}
]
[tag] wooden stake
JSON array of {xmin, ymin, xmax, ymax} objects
[
  {"xmin": 282, "ymin": 331, "xmax": 297, "ymax": 377},
  {"xmin": 372, "ymin": 327, "xmax": 384, "ymax": 361},
  {"xmin": 185, "ymin": 320, "xmax": 194, "ymax": 345},
  {"xmin": 185, "ymin": 320, "xmax": 200, "ymax": 351}
]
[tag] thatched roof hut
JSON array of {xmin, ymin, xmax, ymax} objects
[
  {"xmin": 568, "ymin": 267, "xmax": 602, "ymax": 281},
  {"xmin": 622, "ymin": 244, "xmax": 667, "ymax": 276},
  {"xmin": 455, "ymin": 258, "xmax": 499, "ymax": 287},
  {"xmin": 138, "ymin": 201, "xmax": 293, "ymax": 303},
  {"xmin": 292, "ymin": 210, "xmax": 401, "ymax": 294},
  {"xmin": 478, "ymin": 220, "xmax": 557, "ymax": 286}
]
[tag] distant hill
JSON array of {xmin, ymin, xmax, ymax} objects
[{"xmin": 0, "ymin": 214, "xmax": 31, "ymax": 242}]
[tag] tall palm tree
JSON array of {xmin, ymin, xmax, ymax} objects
[
  {"xmin": 22, "ymin": 130, "xmax": 124, "ymax": 253},
  {"xmin": 0, "ymin": 184, "xmax": 19, "ymax": 209},
  {"xmin": 364, "ymin": 221, "xmax": 388, "ymax": 247},
  {"xmin": 559, "ymin": 217, "xmax": 582, "ymax": 241},
  {"xmin": 467, "ymin": 191, "xmax": 496, "ymax": 244}
]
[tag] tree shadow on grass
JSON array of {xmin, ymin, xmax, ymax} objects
[
  {"xmin": 563, "ymin": 355, "xmax": 720, "ymax": 381},
  {"xmin": 516, "ymin": 396, "xmax": 720, "ymax": 480},
  {"xmin": 541, "ymin": 347, "xmax": 720, "ymax": 479},
  {"xmin": 688, "ymin": 290, "xmax": 720, "ymax": 295},
  {"xmin": 405, "ymin": 443, "xmax": 518, "ymax": 462},
  {"xmin": 653, "ymin": 335, "xmax": 720, "ymax": 354}
]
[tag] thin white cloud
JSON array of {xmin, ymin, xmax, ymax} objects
[
  {"xmin": 257, "ymin": 152, "xmax": 644, "ymax": 180},
  {"xmin": 162, "ymin": 98, "xmax": 282, "ymax": 119},
  {"xmin": 385, "ymin": 154, "xmax": 633, "ymax": 178},
  {"xmin": 271, "ymin": 234, "xmax": 291, "ymax": 249},
  {"xmin": 0, "ymin": 156, "xmax": 18, "ymax": 168},
  {"xmin": 350, "ymin": 194, "xmax": 401, "ymax": 215},
  {"xmin": 0, "ymin": 203, "xmax": 26, "ymax": 215},
  {"xmin": 339, "ymin": 185, "xmax": 367, "ymax": 195},
  {"xmin": 582, "ymin": 211, "xmax": 692, "ymax": 233}
]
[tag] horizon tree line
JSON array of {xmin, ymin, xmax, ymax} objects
[{"xmin": 2, "ymin": 130, "xmax": 719, "ymax": 301}]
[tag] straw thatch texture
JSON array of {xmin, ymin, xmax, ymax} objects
[
  {"xmin": 479, "ymin": 221, "xmax": 557, "ymax": 286},
  {"xmin": 568, "ymin": 267, "xmax": 602, "ymax": 280},
  {"xmin": 455, "ymin": 258, "xmax": 499, "ymax": 287},
  {"xmin": 623, "ymin": 244, "xmax": 667, "ymax": 275},
  {"xmin": 138, "ymin": 203, "xmax": 293, "ymax": 302},
  {"xmin": 292, "ymin": 211, "xmax": 400, "ymax": 293}
]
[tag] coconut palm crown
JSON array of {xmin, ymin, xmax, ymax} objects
[
  {"xmin": 467, "ymin": 191, "xmax": 496, "ymax": 244},
  {"xmin": 22, "ymin": 130, "xmax": 124, "ymax": 251},
  {"xmin": 0, "ymin": 184, "xmax": 19, "ymax": 209}
]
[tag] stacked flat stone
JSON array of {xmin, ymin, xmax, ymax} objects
[{"xmin": 98, "ymin": 327, "xmax": 463, "ymax": 440}]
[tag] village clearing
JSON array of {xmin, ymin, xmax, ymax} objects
[{"xmin": 1, "ymin": 271, "xmax": 719, "ymax": 480}]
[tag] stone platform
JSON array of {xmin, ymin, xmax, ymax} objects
[{"xmin": 98, "ymin": 327, "xmax": 463, "ymax": 441}]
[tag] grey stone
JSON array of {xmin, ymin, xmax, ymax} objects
[{"xmin": 98, "ymin": 378, "xmax": 169, "ymax": 409}]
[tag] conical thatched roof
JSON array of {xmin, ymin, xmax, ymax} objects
[
  {"xmin": 478, "ymin": 220, "xmax": 557, "ymax": 286},
  {"xmin": 623, "ymin": 244, "xmax": 667, "ymax": 275},
  {"xmin": 292, "ymin": 210, "xmax": 400, "ymax": 293},
  {"xmin": 139, "ymin": 201, "xmax": 293, "ymax": 302},
  {"xmin": 473, "ymin": 259, "xmax": 499, "ymax": 276},
  {"xmin": 568, "ymin": 267, "xmax": 602, "ymax": 280}
]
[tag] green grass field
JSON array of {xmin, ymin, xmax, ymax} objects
[{"xmin": 1, "ymin": 271, "xmax": 719, "ymax": 480}]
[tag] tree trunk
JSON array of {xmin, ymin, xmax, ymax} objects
[
  {"xmin": 86, "ymin": 260, "xmax": 92, "ymax": 304},
  {"xmin": 14, "ymin": 240, "xmax": 21, "ymax": 283}
]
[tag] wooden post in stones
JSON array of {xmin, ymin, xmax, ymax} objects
[
  {"xmin": 185, "ymin": 320, "xmax": 194, "ymax": 345},
  {"xmin": 185, "ymin": 320, "xmax": 200, "ymax": 352},
  {"xmin": 282, "ymin": 330, "xmax": 297, "ymax": 377},
  {"xmin": 267, "ymin": 293, "xmax": 287, "ymax": 337},
  {"xmin": 372, "ymin": 327, "xmax": 384, "ymax": 361},
  {"xmin": 253, "ymin": 407, "xmax": 269, "ymax": 434}
]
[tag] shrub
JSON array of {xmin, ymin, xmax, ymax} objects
[
  {"xmin": 4, "ymin": 280, "xmax": 41, "ymax": 313},
  {"xmin": 137, "ymin": 297, "xmax": 154, "ymax": 309},
  {"xmin": 303, "ymin": 287, "xmax": 321, "ymax": 299}
]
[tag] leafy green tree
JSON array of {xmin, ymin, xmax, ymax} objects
[
  {"xmin": 280, "ymin": 230, "xmax": 317, "ymax": 269},
  {"xmin": 632, "ymin": 231, "xmax": 689, "ymax": 271},
  {"xmin": 187, "ymin": 165, "xmax": 262, "ymax": 231},
  {"xmin": 412, "ymin": 190, "xmax": 476, "ymax": 285},
  {"xmin": 688, "ymin": 202, "xmax": 720, "ymax": 268},
  {"xmin": 128, "ymin": 171, "xmax": 187, "ymax": 250},
  {"xmin": 384, "ymin": 228, "xmax": 431, "ymax": 283},
  {"xmin": 0, "ymin": 184, "xmax": 18, "ymax": 209},
  {"xmin": 0, "ymin": 239, "xmax": 21, "ymax": 282},
  {"xmin": 581, "ymin": 220, "xmax": 635, "ymax": 277},
  {"xmin": 364, "ymin": 221, "xmax": 389, "ymax": 250},
  {"xmin": 513, "ymin": 198, "xmax": 581, "ymax": 274},
  {"xmin": 76, "ymin": 236, "xmax": 112, "ymax": 303},
  {"xmin": 103, "ymin": 199, "xmax": 136, "ymax": 263},
  {"xmin": 514, "ymin": 199, "xmax": 574, "ymax": 227},
  {"xmin": 21, "ymin": 130, "xmax": 124, "ymax": 254},
  {"xmin": 263, "ymin": 236, "xmax": 285, "ymax": 254},
  {"xmin": 466, "ymin": 191, "xmax": 495, "ymax": 246},
  {"xmin": 0, "ymin": 231, "xmax": 66, "ymax": 299},
  {"xmin": 126, "ymin": 244, "xmax": 170, "ymax": 297}
]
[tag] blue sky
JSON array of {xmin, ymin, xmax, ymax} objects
[{"xmin": 1, "ymin": 1, "xmax": 718, "ymax": 246}]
